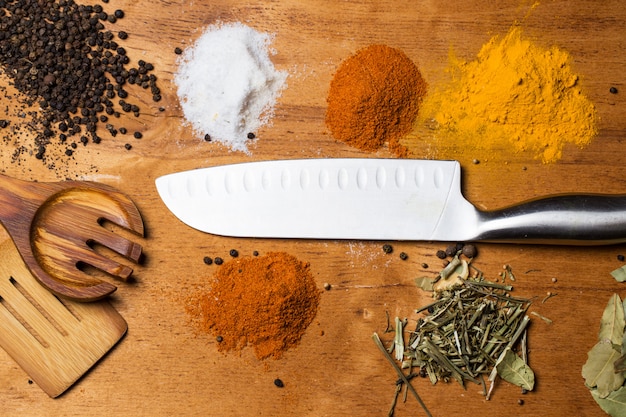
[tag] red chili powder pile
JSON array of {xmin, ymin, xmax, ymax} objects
[
  {"xmin": 185, "ymin": 252, "xmax": 321, "ymax": 360},
  {"xmin": 325, "ymin": 44, "xmax": 428, "ymax": 157}
]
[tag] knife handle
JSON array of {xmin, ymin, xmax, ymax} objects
[{"xmin": 476, "ymin": 194, "xmax": 626, "ymax": 245}]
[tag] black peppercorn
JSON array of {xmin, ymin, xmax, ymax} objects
[
  {"xmin": 203, "ymin": 256, "xmax": 213, "ymax": 265},
  {"xmin": 273, "ymin": 378, "xmax": 284, "ymax": 388},
  {"xmin": 174, "ymin": 47, "xmax": 183, "ymax": 55},
  {"xmin": 399, "ymin": 252, "xmax": 408, "ymax": 260},
  {"xmin": 229, "ymin": 249, "xmax": 239, "ymax": 257},
  {"xmin": 133, "ymin": 131, "xmax": 143, "ymax": 139},
  {"xmin": 204, "ymin": 134, "xmax": 211, "ymax": 141},
  {"xmin": 462, "ymin": 244, "xmax": 478, "ymax": 258},
  {"xmin": 124, "ymin": 143, "xmax": 132, "ymax": 150},
  {"xmin": 247, "ymin": 132, "xmax": 256, "ymax": 139},
  {"xmin": 445, "ymin": 244, "xmax": 458, "ymax": 257},
  {"xmin": 216, "ymin": 335, "xmax": 223, "ymax": 343},
  {"xmin": 610, "ymin": 86, "xmax": 618, "ymax": 94},
  {"xmin": 436, "ymin": 250, "xmax": 447, "ymax": 259},
  {"xmin": 214, "ymin": 257, "xmax": 224, "ymax": 265},
  {"xmin": 0, "ymin": 1, "xmax": 162, "ymax": 162},
  {"xmin": 382, "ymin": 244, "xmax": 393, "ymax": 254},
  {"xmin": 618, "ymin": 254, "xmax": 625, "ymax": 262}
]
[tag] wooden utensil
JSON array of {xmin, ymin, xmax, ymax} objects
[
  {"xmin": 0, "ymin": 236, "xmax": 127, "ymax": 397},
  {"xmin": 0, "ymin": 173, "xmax": 144, "ymax": 302}
]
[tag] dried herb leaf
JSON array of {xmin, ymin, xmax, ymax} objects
[
  {"xmin": 495, "ymin": 349, "xmax": 535, "ymax": 390},
  {"xmin": 599, "ymin": 294, "xmax": 625, "ymax": 346},
  {"xmin": 582, "ymin": 341, "xmax": 625, "ymax": 398},
  {"xmin": 610, "ymin": 266, "xmax": 626, "ymax": 283},
  {"xmin": 414, "ymin": 277, "xmax": 434, "ymax": 292},
  {"xmin": 591, "ymin": 386, "xmax": 626, "ymax": 417}
]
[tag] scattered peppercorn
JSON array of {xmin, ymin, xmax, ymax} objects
[
  {"xmin": 0, "ymin": 1, "xmax": 162, "ymax": 164},
  {"xmin": 421, "ymin": 263, "xmax": 428, "ymax": 269},
  {"xmin": 610, "ymin": 86, "xmax": 618, "ymax": 94},
  {"xmin": 445, "ymin": 244, "xmax": 458, "ymax": 257},
  {"xmin": 118, "ymin": 31, "xmax": 128, "ymax": 40},
  {"xmin": 273, "ymin": 378, "xmax": 284, "ymax": 388},
  {"xmin": 174, "ymin": 47, "xmax": 183, "ymax": 55},
  {"xmin": 247, "ymin": 132, "xmax": 256, "ymax": 139},
  {"xmin": 461, "ymin": 244, "xmax": 478, "ymax": 258},
  {"xmin": 382, "ymin": 244, "xmax": 393, "ymax": 254},
  {"xmin": 214, "ymin": 257, "xmax": 224, "ymax": 265},
  {"xmin": 399, "ymin": 252, "xmax": 408, "ymax": 260},
  {"xmin": 133, "ymin": 131, "xmax": 143, "ymax": 139},
  {"xmin": 0, "ymin": 120, "xmax": 9, "ymax": 128},
  {"xmin": 618, "ymin": 254, "xmax": 625, "ymax": 262},
  {"xmin": 203, "ymin": 256, "xmax": 213, "ymax": 265},
  {"xmin": 436, "ymin": 250, "xmax": 447, "ymax": 259},
  {"xmin": 229, "ymin": 249, "xmax": 239, "ymax": 258},
  {"xmin": 216, "ymin": 335, "xmax": 223, "ymax": 343},
  {"xmin": 252, "ymin": 251, "xmax": 259, "ymax": 256},
  {"xmin": 518, "ymin": 399, "xmax": 525, "ymax": 405},
  {"xmin": 323, "ymin": 282, "xmax": 331, "ymax": 291},
  {"xmin": 204, "ymin": 134, "xmax": 211, "ymax": 141},
  {"xmin": 124, "ymin": 143, "xmax": 132, "ymax": 150}
]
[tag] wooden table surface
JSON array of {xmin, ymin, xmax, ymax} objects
[{"xmin": 1, "ymin": 0, "xmax": 625, "ymax": 415}]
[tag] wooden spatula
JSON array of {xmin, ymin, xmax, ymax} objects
[{"xmin": 0, "ymin": 235, "xmax": 127, "ymax": 397}]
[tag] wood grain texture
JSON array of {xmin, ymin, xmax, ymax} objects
[
  {"xmin": 0, "ymin": 0, "xmax": 624, "ymax": 416},
  {"xmin": 0, "ymin": 237, "xmax": 127, "ymax": 398}
]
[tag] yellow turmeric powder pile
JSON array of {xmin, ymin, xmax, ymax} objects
[{"xmin": 415, "ymin": 25, "xmax": 597, "ymax": 164}]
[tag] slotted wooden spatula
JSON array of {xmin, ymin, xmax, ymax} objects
[{"xmin": 0, "ymin": 235, "xmax": 127, "ymax": 397}]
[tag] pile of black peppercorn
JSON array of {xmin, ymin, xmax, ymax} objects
[{"xmin": 0, "ymin": 0, "xmax": 161, "ymax": 161}]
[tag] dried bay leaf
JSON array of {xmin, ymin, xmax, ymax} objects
[
  {"xmin": 599, "ymin": 294, "xmax": 625, "ymax": 346},
  {"xmin": 582, "ymin": 341, "xmax": 625, "ymax": 398},
  {"xmin": 591, "ymin": 386, "xmax": 626, "ymax": 417},
  {"xmin": 495, "ymin": 349, "xmax": 535, "ymax": 391}
]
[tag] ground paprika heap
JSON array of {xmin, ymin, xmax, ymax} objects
[
  {"xmin": 325, "ymin": 44, "xmax": 427, "ymax": 157},
  {"xmin": 186, "ymin": 252, "xmax": 321, "ymax": 360}
]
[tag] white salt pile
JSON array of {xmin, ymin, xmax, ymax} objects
[{"xmin": 174, "ymin": 22, "xmax": 288, "ymax": 153}]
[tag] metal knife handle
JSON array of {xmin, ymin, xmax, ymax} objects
[{"xmin": 476, "ymin": 194, "xmax": 626, "ymax": 245}]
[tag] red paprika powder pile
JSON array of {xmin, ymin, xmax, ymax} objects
[
  {"xmin": 325, "ymin": 44, "xmax": 427, "ymax": 157},
  {"xmin": 186, "ymin": 252, "xmax": 321, "ymax": 360}
]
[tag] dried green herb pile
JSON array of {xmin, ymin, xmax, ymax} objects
[
  {"xmin": 582, "ymin": 293, "xmax": 626, "ymax": 415},
  {"xmin": 0, "ymin": 0, "xmax": 161, "ymax": 162},
  {"xmin": 374, "ymin": 245, "xmax": 536, "ymax": 415}
]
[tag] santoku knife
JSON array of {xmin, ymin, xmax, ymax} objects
[{"xmin": 155, "ymin": 158, "xmax": 626, "ymax": 245}]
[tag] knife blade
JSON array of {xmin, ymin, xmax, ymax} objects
[{"xmin": 155, "ymin": 158, "xmax": 626, "ymax": 245}]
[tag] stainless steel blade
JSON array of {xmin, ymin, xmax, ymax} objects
[{"xmin": 155, "ymin": 158, "xmax": 478, "ymax": 240}]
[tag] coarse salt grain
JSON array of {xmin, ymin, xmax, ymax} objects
[{"xmin": 175, "ymin": 22, "xmax": 288, "ymax": 153}]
